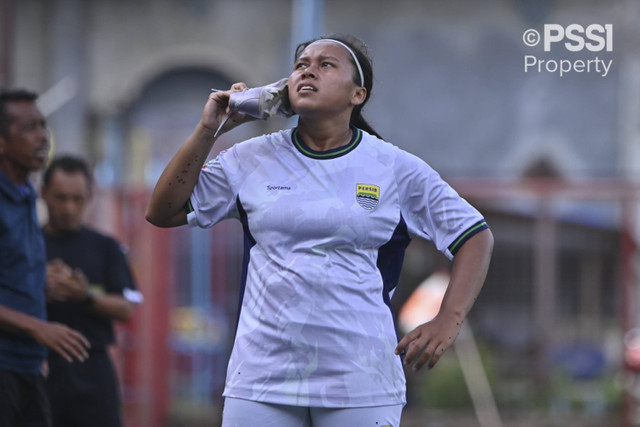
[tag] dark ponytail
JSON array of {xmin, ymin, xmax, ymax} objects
[{"xmin": 294, "ymin": 33, "xmax": 383, "ymax": 140}]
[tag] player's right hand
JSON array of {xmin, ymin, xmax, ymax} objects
[{"xmin": 201, "ymin": 82, "xmax": 254, "ymax": 136}]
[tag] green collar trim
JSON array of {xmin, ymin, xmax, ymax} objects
[{"xmin": 291, "ymin": 126, "xmax": 362, "ymax": 159}]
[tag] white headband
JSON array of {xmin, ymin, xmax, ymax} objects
[{"xmin": 312, "ymin": 39, "xmax": 365, "ymax": 87}]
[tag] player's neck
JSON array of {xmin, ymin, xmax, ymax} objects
[{"xmin": 296, "ymin": 118, "xmax": 352, "ymax": 152}]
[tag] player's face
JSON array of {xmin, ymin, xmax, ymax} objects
[
  {"xmin": 0, "ymin": 101, "xmax": 49, "ymax": 174},
  {"xmin": 42, "ymin": 170, "xmax": 91, "ymax": 232},
  {"xmin": 288, "ymin": 41, "xmax": 366, "ymax": 118}
]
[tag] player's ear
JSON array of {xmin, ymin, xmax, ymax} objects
[{"xmin": 350, "ymin": 87, "xmax": 367, "ymax": 107}]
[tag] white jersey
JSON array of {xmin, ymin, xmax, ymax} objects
[{"xmin": 187, "ymin": 127, "xmax": 487, "ymax": 408}]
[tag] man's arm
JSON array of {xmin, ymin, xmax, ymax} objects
[
  {"xmin": 0, "ymin": 304, "xmax": 90, "ymax": 362},
  {"xmin": 85, "ymin": 292, "xmax": 134, "ymax": 322}
]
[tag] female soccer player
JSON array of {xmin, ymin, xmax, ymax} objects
[{"xmin": 146, "ymin": 34, "xmax": 493, "ymax": 427}]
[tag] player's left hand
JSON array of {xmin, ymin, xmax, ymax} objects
[{"xmin": 394, "ymin": 311, "xmax": 464, "ymax": 371}]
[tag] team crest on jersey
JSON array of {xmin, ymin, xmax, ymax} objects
[{"xmin": 356, "ymin": 184, "xmax": 380, "ymax": 210}]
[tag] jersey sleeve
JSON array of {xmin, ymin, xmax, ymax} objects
[
  {"xmin": 187, "ymin": 147, "xmax": 241, "ymax": 229},
  {"xmin": 393, "ymin": 149, "xmax": 488, "ymax": 260}
]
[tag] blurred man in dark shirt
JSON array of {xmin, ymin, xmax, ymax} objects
[{"xmin": 42, "ymin": 155, "xmax": 141, "ymax": 427}]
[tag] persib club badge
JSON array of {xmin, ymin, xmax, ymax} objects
[{"xmin": 356, "ymin": 184, "xmax": 380, "ymax": 210}]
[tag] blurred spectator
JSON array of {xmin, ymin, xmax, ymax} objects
[
  {"xmin": 42, "ymin": 155, "xmax": 142, "ymax": 427},
  {"xmin": 0, "ymin": 89, "xmax": 89, "ymax": 427}
]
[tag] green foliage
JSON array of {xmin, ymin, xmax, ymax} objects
[
  {"xmin": 411, "ymin": 343, "xmax": 497, "ymax": 409},
  {"xmin": 547, "ymin": 369, "xmax": 622, "ymax": 416},
  {"xmin": 408, "ymin": 340, "xmax": 622, "ymax": 421}
]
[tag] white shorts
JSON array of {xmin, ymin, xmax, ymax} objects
[{"xmin": 222, "ymin": 397, "xmax": 403, "ymax": 427}]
